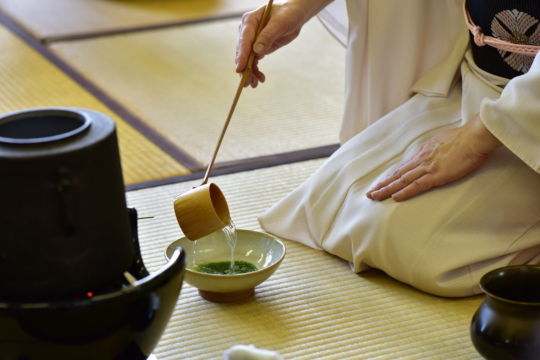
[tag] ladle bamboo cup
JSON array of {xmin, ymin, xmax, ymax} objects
[{"xmin": 174, "ymin": 0, "xmax": 274, "ymax": 240}]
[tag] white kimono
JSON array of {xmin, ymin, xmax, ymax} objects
[{"xmin": 258, "ymin": 0, "xmax": 540, "ymax": 297}]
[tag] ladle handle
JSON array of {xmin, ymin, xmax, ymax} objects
[{"xmin": 201, "ymin": 0, "xmax": 274, "ymax": 185}]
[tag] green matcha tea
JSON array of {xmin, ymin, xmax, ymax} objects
[
  {"xmin": 194, "ymin": 260, "xmax": 258, "ymax": 275},
  {"xmin": 192, "ymin": 219, "xmax": 256, "ymax": 275}
]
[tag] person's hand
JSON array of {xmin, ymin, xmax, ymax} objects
[
  {"xmin": 236, "ymin": 0, "xmax": 328, "ymax": 88},
  {"xmin": 365, "ymin": 113, "xmax": 503, "ymax": 202}
]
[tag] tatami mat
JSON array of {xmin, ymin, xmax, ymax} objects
[
  {"xmin": 0, "ymin": 24, "xmax": 190, "ymax": 185},
  {"xmin": 126, "ymin": 159, "xmax": 484, "ymax": 360},
  {"xmin": 50, "ymin": 17, "xmax": 345, "ymax": 166},
  {"xmin": 0, "ymin": 0, "xmax": 258, "ymax": 42}
]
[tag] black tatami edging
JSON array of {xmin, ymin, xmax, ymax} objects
[
  {"xmin": 0, "ymin": 11, "xmax": 205, "ymax": 173},
  {"xmin": 125, "ymin": 144, "xmax": 340, "ymax": 191},
  {"xmin": 0, "ymin": 10, "xmax": 340, "ymax": 192},
  {"xmin": 42, "ymin": 13, "xmax": 247, "ymax": 44}
]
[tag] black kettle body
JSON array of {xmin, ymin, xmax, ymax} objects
[{"xmin": 0, "ymin": 107, "xmax": 134, "ymax": 301}]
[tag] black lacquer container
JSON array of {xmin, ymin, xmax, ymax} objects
[{"xmin": 470, "ymin": 265, "xmax": 540, "ymax": 360}]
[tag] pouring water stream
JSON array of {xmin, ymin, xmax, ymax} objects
[{"xmin": 193, "ymin": 0, "xmax": 273, "ymax": 274}]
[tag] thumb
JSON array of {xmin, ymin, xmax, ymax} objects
[
  {"xmin": 253, "ymin": 41, "xmax": 266, "ymax": 54},
  {"xmin": 252, "ymin": 18, "xmax": 285, "ymax": 55}
]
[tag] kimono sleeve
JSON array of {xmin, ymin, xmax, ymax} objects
[{"xmin": 481, "ymin": 53, "xmax": 540, "ymax": 173}]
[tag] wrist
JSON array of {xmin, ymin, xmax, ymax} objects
[{"xmin": 467, "ymin": 113, "xmax": 503, "ymax": 154}]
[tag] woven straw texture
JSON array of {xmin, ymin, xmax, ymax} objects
[
  {"xmin": 50, "ymin": 17, "xmax": 345, "ymax": 165},
  {"xmin": 0, "ymin": 0, "xmax": 258, "ymax": 42},
  {"xmin": 126, "ymin": 159, "xmax": 484, "ymax": 360},
  {"xmin": 0, "ymin": 24, "xmax": 190, "ymax": 185}
]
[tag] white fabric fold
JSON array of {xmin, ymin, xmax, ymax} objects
[
  {"xmin": 338, "ymin": 0, "xmax": 468, "ymax": 143},
  {"xmin": 481, "ymin": 51, "xmax": 540, "ymax": 173},
  {"xmin": 317, "ymin": 0, "xmax": 348, "ymax": 47},
  {"xmin": 259, "ymin": 1, "xmax": 540, "ymax": 297}
]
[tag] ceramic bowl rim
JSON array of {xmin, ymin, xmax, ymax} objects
[
  {"xmin": 166, "ymin": 229, "xmax": 286, "ymax": 278},
  {"xmin": 480, "ymin": 264, "xmax": 540, "ymax": 306}
]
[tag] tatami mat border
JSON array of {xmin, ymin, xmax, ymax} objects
[
  {"xmin": 125, "ymin": 144, "xmax": 339, "ymax": 191},
  {"xmin": 127, "ymin": 159, "xmax": 484, "ymax": 359},
  {"xmin": 41, "ymin": 14, "xmax": 246, "ymax": 44},
  {"xmin": 0, "ymin": 12, "xmax": 342, "ymax": 190},
  {"xmin": 0, "ymin": 11, "xmax": 205, "ymax": 173}
]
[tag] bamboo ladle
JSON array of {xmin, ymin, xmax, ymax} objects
[{"xmin": 174, "ymin": 0, "xmax": 274, "ymax": 240}]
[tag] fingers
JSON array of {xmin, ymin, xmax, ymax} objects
[
  {"xmin": 252, "ymin": 67, "xmax": 266, "ymax": 83},
  {"xmin": 241, "ymin": 59, "xmax": 265, "ymax": 88},
  {"xmin": 246, "ymin": 70, "xmax": 265, "ymax": 88},
  {"xmin": 236, "ymin": 8, "xmax": 264, "ymax": 73},
  {"xmin": 242, "ymin": 70, "xmax": 265, "ymax": 88},
  {"xmin": 366, "ymin": 160, "xmax": 416, "ymax": 198},
  {"xmin": 245, "ymin": 72, "xmax": 260, "ymax": 88},
  {"xmin": 250, "ymin": 58, "xmax": 265, "ymax": 84},
  {"xmin": 236, "ymin": 3, "xmax": 291, "ymax": 75},
  {"xmin": 251, "ymin": 15, "xmax": 285, "ymax": 56},
  {"xmin": 391, "ymin": 175, "xmax": 436, "ymax": 202},
  {"xmin": 365, "ymin": 122, "xmax": 497, "ymax": 202},
  {"xmin": 235, "ymin": 13, "xmax": 262, "ymax": 73},
  {"xmin": 367, "ymin": 165, "xmax": 427, "ymax": 201}
]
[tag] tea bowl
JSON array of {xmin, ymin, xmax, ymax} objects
[{"xmin": 165, "ymin": 229, "xmax": 285, "ymax": 302}]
